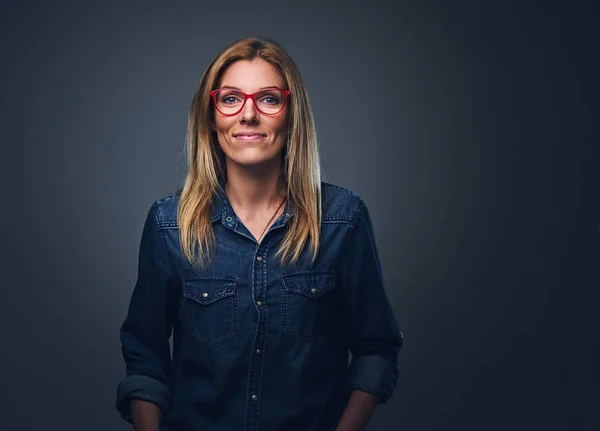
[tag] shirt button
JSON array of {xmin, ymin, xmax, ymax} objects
[
  {"xmin": 226, "ymin": 216, "xmax": 232, "ymax": 222},
  {"xmin": 202, "ymin": 292, "xmax": 209, "ymax": 298},
  {"xmin": 256, "ymin": 256, "xmax": 263, "ymax": 262},
  {"xmin": 310, "ymin": 288, "xmax": 317, "ymax": 294},
  {"xmin": 251, "ymin": 394, "xmax": 258, "ymax": 401},
  {"xmin": 256, "ymin": 349, "xmax": 261, "ymax": 354},
  {"xmin": 256, "ymin": 300, "xmax": 263, "ymax": 306}
]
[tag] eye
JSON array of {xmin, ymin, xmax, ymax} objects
[
  {"xmin": 217, "ymin": 90, "xmax": 243, "ymax": 106},
  {"xmin": 261, "ymin": 96, "xmax": 278, "ymax": 105},
  {"xmin": 257, "ymin": 91, "xmax": 283, "ymax": 106},
  {"xmin": 222, "ymin": 95, "xmax": 241, "ymax": 105}
]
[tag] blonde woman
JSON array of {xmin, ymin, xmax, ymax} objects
[{"xmin": 116, "ymin": 37, "xmax": 402, "ymax": 431}]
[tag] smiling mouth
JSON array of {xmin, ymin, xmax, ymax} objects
[{"xmin": 234, "ymin": 134, "xmax": 266, "ymax": 142}]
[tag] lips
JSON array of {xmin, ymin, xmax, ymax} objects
[
  {"xmin": 233, "ymin": 132, "xmax": 266, "ymax": 141},
  {"xmin": 233, "ymin": 132, "xmax": 266, "ymax": 137}
]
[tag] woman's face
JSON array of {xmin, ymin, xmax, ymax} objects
[{"xmin": 212, "ymin": 58, "xmax": 289, "ymax": 169}]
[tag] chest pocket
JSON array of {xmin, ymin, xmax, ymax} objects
[
  {"xmin": 281, "ymin": 271, "xmax": 337, "ymax": 341},
  {"xmin": 182, "ymin": 277, "xmax": 238, "ymax": 349}
]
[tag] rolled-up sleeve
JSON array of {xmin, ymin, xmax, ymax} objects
[
  {"xmin": 116, "ymin": 202, "xmax": 178, "ymax": 422},
  {"xmin": 337, "ymin": 199, "xmax": 403, "ymax": 404}
]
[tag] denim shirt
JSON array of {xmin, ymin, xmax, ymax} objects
[{"xmin": 116, "ymin": 181, "xmax": 403, "ymax": 431}]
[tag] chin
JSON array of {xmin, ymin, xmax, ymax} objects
[{"xmin": 228, "ymin": 149, "xmax": 283, "ymax": 168}]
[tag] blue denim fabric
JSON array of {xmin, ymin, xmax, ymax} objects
[{"xmin": 116, "ymin": 181, "xmax": 403, "ymax": 431}]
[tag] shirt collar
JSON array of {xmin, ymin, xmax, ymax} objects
[{"xmin": 210, "ymin": 178, "xmax": 295, "ymax": 225}]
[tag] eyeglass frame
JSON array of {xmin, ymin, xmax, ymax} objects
[{"xmin": 209, "ymin": 87, "xmax": 291, "ymax": 117}]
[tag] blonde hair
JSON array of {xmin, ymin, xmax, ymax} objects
[{"xmin": 178, "ymin": 37, "xmax": 322, "ymax": 269}]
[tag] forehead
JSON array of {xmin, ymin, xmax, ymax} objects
[{"xmin": 219, "ymin": 58, "xmax": 285, "ymax": 92}]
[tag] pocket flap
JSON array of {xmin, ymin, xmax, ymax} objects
[
  {"xmin": 281, "ymin": 271, "xmax": 336, "ymax": 299},
  {"xmin": 183, "ymin": 277, "xmax": 237, "ymax": 305}
]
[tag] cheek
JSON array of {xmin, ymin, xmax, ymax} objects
[
  {"xmin": 214, "ymin": 116, "xmax": 233, "ymax": 134},
  {"xmin": 271, "ymin": 115, "xmax": 289, "ymax": 136}
]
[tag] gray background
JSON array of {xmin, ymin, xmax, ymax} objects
[{"xmin": 1, "ymin": 1, "xmax": 598, "ymax": 430}]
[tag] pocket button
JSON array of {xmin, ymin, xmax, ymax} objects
[
  {"xmin": 182, "ymin": 277, "xmax": 238, "ymax": 348},
  {"xmin": 281, "ymin": 271, "xmax": 336, "ymax": 340}
]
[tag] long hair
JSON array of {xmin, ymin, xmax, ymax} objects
[{"xmin": 178, "ymin": 37, "xmax": 322, "ymax": 269}]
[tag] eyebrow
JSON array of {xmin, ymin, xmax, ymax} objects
[{"xmin": 220, "ymin": 85, "xmax": 280, "ymax": 90}]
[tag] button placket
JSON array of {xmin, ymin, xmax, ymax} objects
[{"xmin": 246, "ymin": 241, "xmax": 269, "ymax": 429}]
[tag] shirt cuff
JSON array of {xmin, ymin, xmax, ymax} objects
[
  {"xmin": 347, "ymin": 355, "xmax": 399, "ymax": 404},
  {"xmin": 116, "ymin": 374, "xmax": 172, "ymax": 423}
]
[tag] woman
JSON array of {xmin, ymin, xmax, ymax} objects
[{"xmin": 116, "ymin": 37, "xmax": 402, "ymax": 431}]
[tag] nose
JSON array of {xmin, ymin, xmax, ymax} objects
[{"xmin": 239, "ymin": 96, "xmax": 259, "ymax": 123}]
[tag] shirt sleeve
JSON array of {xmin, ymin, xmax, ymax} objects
[
  {"xmin": 336, "ymin": 199, "xmax": 403, "ymax": 404},
  {"xmin": 116, "ymin": 202, "xmax": 178, "ymax": 422}
]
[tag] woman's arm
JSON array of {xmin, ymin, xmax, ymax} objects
[
  {"xmin": 336, "ymin": 199, "xmax": 403, "ymax": 429},
  {"xmin": 336, "ymin": 390, "xmax": 379, "ymax": 431},
  {"xmin": 130, "ymin": 399, "xmax": 162, "ymax": 431},
  {"xmin": 116, "ymin": 202, "xmax": 178, "ymax": 426}
]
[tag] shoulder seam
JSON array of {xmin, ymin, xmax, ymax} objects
[
  {"xmin": 152, "ymin": 194, "xmax": 179, "ymax": 229},
  {"xmin": 154, "ymin": 194, "xmax": 178, "ymax": 205},
  {"xmin": 322, "ymin": 181, "xmax": 361, "ymax": 201},
  {"xmin": 150, "ymin": 203, "xmax": 176, "ymax": 276},
  {"xmin": 350, "ymin": 199, "xmax": 365, "ymax": 229}
]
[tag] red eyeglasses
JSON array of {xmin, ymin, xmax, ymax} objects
[{"xmin": 210, "ymin": 87, "xmax": 290, "ymax": 116}]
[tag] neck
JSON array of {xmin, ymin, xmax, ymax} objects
[{"xmin": 224, "ymin": 158, "xmax": 286, "ymax": 217}]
